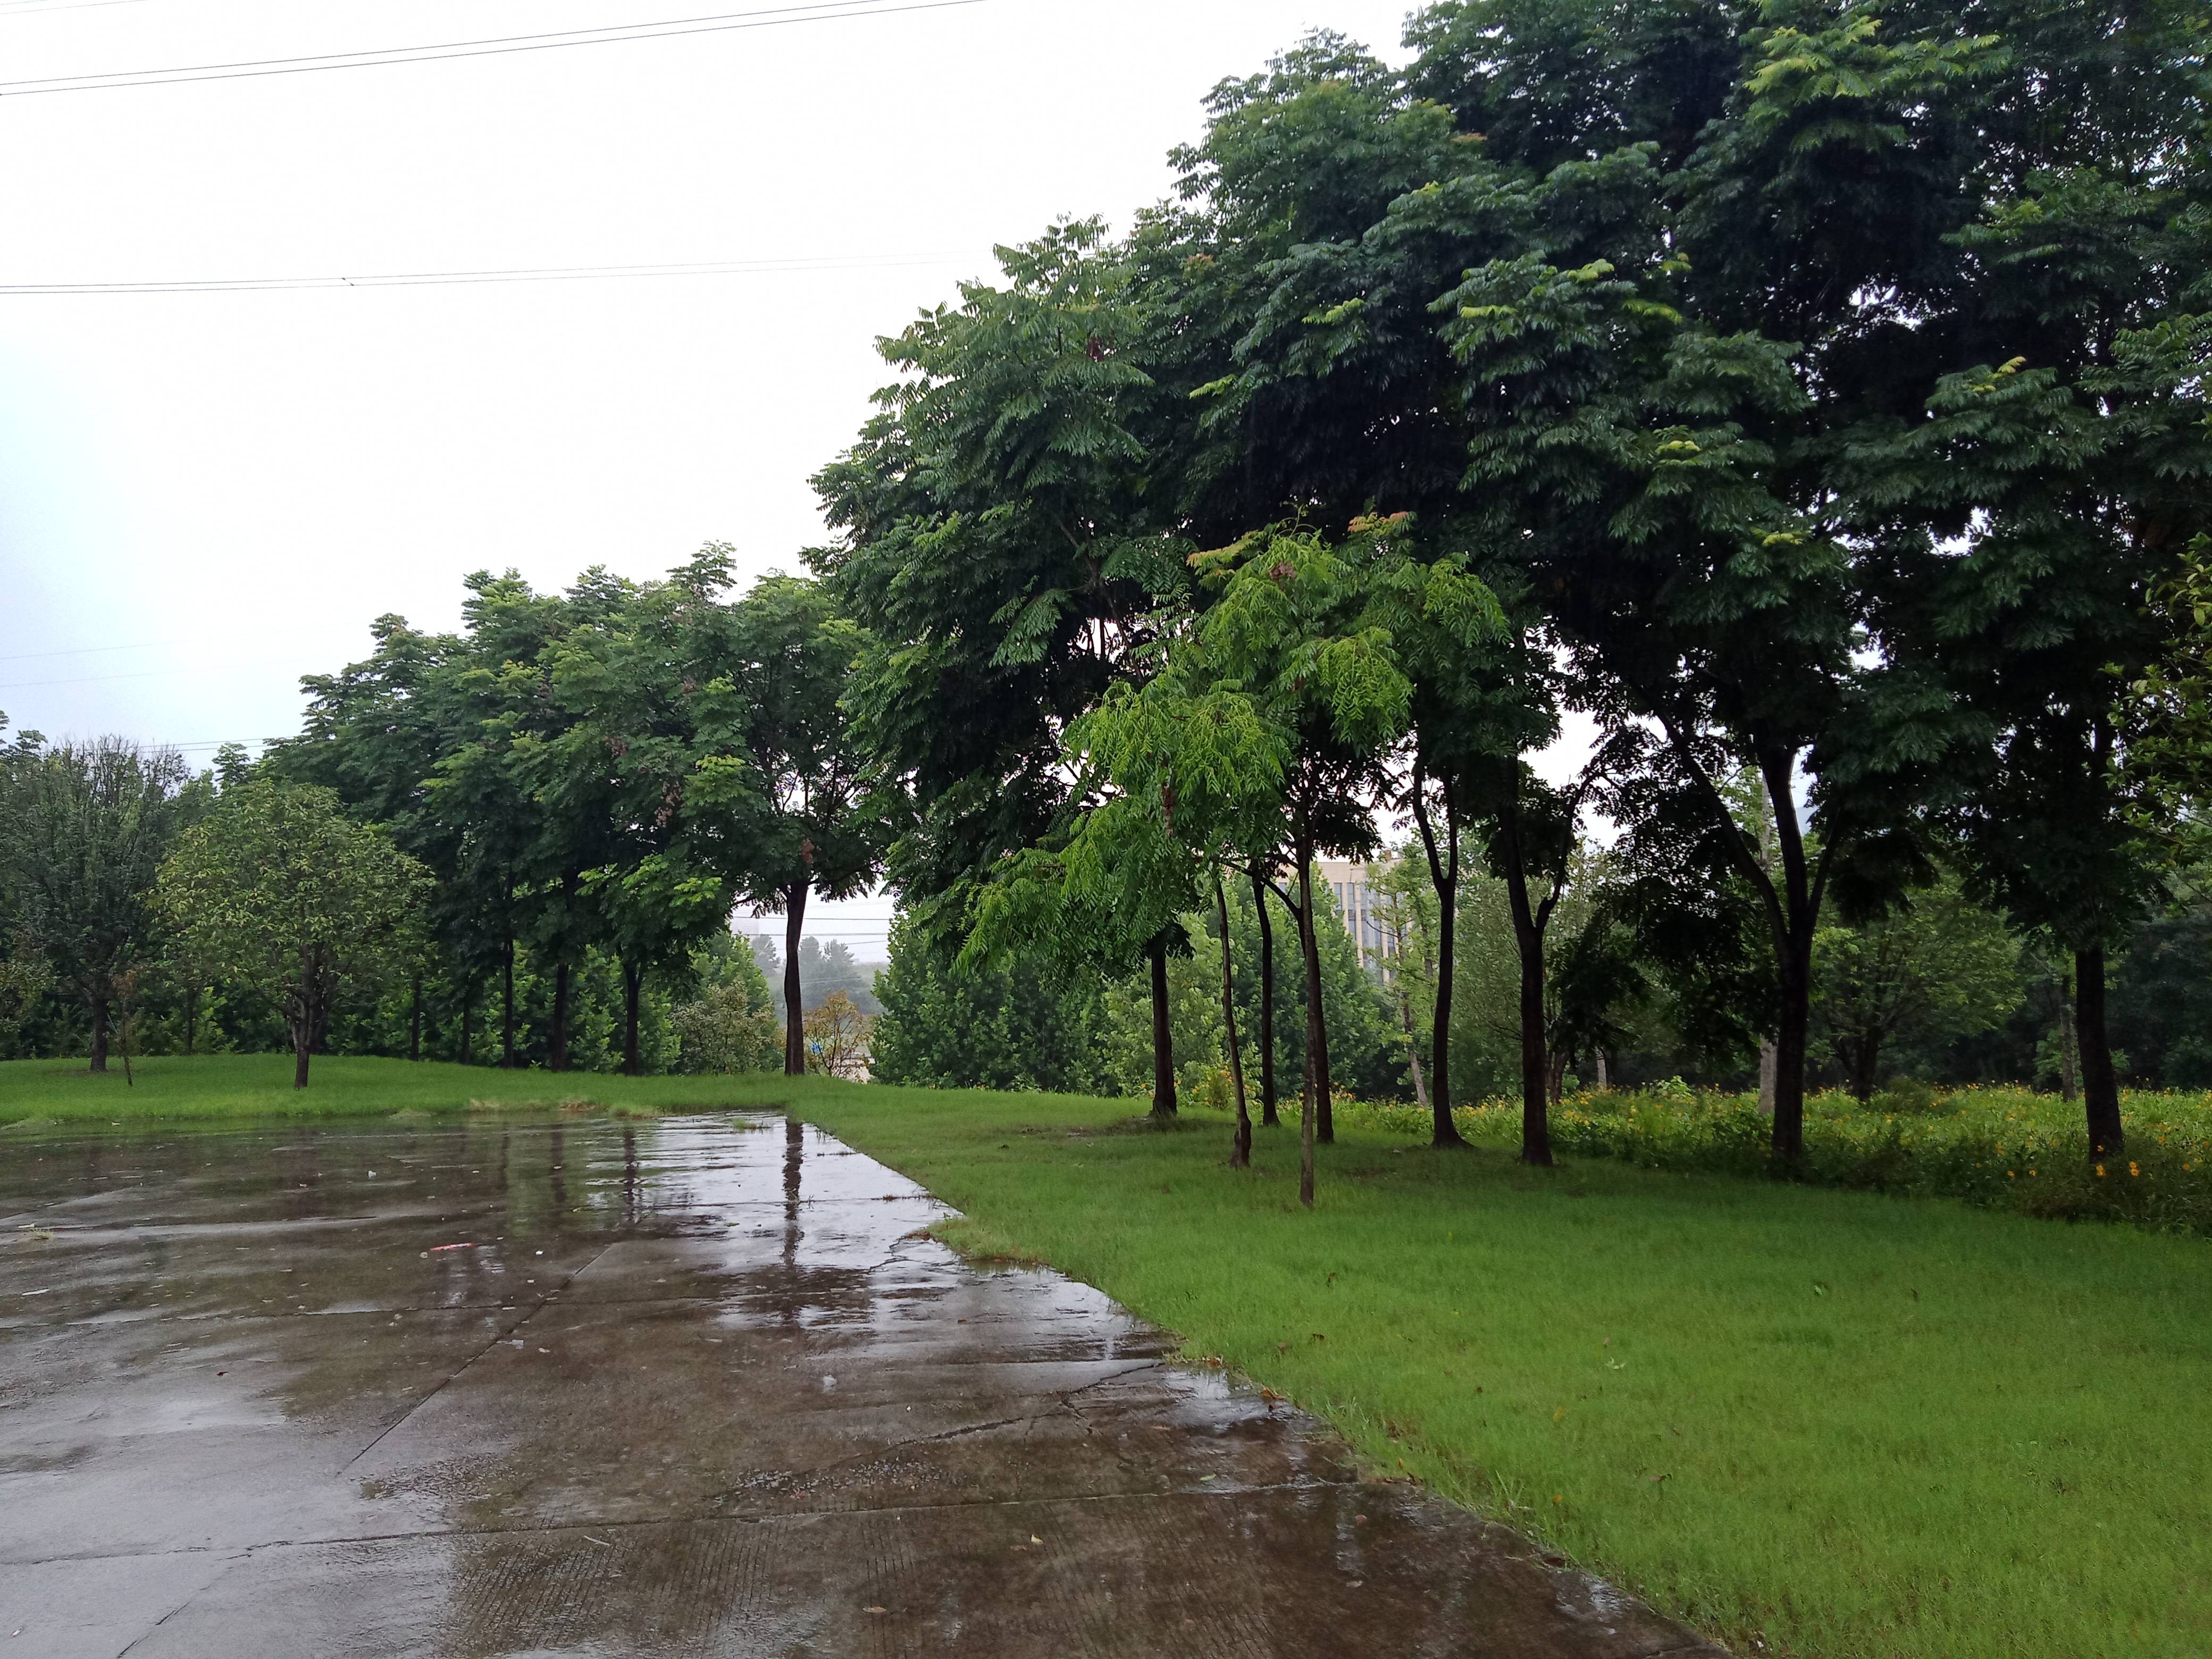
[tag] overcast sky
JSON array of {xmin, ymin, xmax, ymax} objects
[{"xmin": 0, "ymin": 0, "xmax": 1424, "ymax": 951}]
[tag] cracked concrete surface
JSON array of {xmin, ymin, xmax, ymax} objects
[{"xmin": 0, "ymin": 1114, "xmax": 1726, "ymax": 1657}]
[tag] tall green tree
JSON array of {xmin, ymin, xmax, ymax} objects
[
  {"xmin": 4, "ymin": 739, "xmax": 197, "ymax": 1071},
  {"xmin": 1053, "ymin": 611, "xmax": 1293, "ymax": 1147},
  {"xmin": 156, "ymin": 780, "xmax": 431, "ymax": 1088},
  {"xmin": 1182, "ymin": 523, "xmax": 1428, "ymax": 1200},
  {"xmin": 726, "ymin": 573, "xmax": 890, "ymax": 1075},
  {"xmin": 547, "ymin": 548, "xmax": 760, "ymax": 1074},
  {"xmin": 1437, "ymin": 143, "xmax": 1887, "ymax": 1163},
  {"xmin": 814, "ymin": 222, "xmax": 1196, "ymax": 1093},
  {"xmin": 1629, "ymin": 0, "xmax": 2212, "ymax": 1162}
]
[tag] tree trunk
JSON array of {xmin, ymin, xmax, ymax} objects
[
  {"xmin": 1661, "ymin": 731, "xmax": 1824, "ymax": 1165},
  {"xmin": 1595, "ymin": 1049, "xmax": 1609, "ymax": 1088},
  {"xmin": 1411, "ymin": 775, "xmax": 1464, "ymax": 1149},
  {"xmin": 1848, "ymin": 1030, "xmax": 1880, "ymax": 1102},
  {"xmin": 1295, "ymin": 849, "xmax": 1327, "ymax": 1206},
  {"xmin": 1295, "ymin": 854, "xmax": 1334, "ymax": 1143},
  {"xmin": 1252, "ymin": 865, "xmax": 1279, "ymax": 1127},
  {"xmin": 461, "ymin": 990, "xmax": 474, "ymax": 1067},
  {"xmin": 292, "ymin": 961, "xmax": 317, "ymax": 1090},
  {"xmin": 501, "ymin": 939, "xmax": 516, "ymax": 1068},
  {"xmin": 1397, "ymin": 979, "xmax": 1430, "ymax": 1112},
  {"xmin": 2057, "ymin": 965, "xmax": 2080, "ymax": 1103},
  {"xmin": 549, "ymin": 960, "xmax": 573, "ymax": 1073},
  {"xmin": 1216, "ymin": 875, "xmax": 1250, "ymax": 1168},
  {"xmin": 2075, "ymin": 946, "xmax": 2125, "ymax": 1156},
  {"xmin": 623, "ymin": 959, "xmax": 644, "ymax": 1077},
  {"xmin": 409, "ymin": 977, "xmax": 423, "ymax": 1063},
  {"xmin": 1497, "ymin": 797, "xmax": 1554, "ymax": 1167},
  {"xmin": 1148, "ymin": 932, "xmax": 1177, "ymax": 1120},
  {"xmin": 782, "ymin": 882, "xmax": 809, "ymax": 1076},
  {"xmin": 1757, "ymin": 1038, "xmax": 1778, "ymax": 1115},
  {"xmin": 88, "ymin": 994, "xmax": 110, "ymax": 1073},
  {"xmin": 1772, "ymin": 930, "xmax": 1813, "ymax": 1163}
]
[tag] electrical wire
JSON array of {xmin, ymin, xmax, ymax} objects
[
  {"xmin": 0, "ymin": 639, "xmax": 187, "ymax": 663},
  {"xmin": 0, "ymin": 667, "xmax": 188, "ymax": 691},
  {"xmin": 0, "ymin": 0, "xmax": 984, "ymax": 95},
  {"xmin": 0, "ymin": 0, "xmax": 158, "ymax": 15},
  {"xmin": 0, "ymin": 250, "xmax": 969, "ymax": 296}
]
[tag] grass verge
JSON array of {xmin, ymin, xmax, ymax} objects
[{"xmin": 4, "ymin": 1053, "xmax": 2205, "ymax": 1657}]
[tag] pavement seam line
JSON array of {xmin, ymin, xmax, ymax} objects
[
  {"xmin": 338, "ymin": 1239, "xmax": 617, "ymax": 1473},
  {"xmin": 3, "ymin": 1478, "xmax": 1372, "ymax": 1569},
  {"xmin": 109, "ymin": 1551, "xmax": 249, "ymax": 1658}
]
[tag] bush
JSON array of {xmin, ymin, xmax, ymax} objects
[
  {"xmin": 1312, "ymin": 1083, "xmax": 2212, "ymax": 1236},
  {"xmin": 671, "ymin": 981, "xmax": 780, "ymax": 1075}
]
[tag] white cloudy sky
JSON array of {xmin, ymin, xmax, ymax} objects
[{"xmin": 0, "ymin": 0, "xmax": 1424, "ymax": 952}]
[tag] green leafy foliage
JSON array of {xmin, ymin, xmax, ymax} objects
[
  {"xmin": 1, "ymin": 739, "xmax": 201, "ymax": 1069},
  {"xmin": 155, "ymin": 780, "xmax": 432, "ymax": 1086},
  {"xmin": 1810, "ymin": 873, "xmax": 2023, "ymax": 1098}
]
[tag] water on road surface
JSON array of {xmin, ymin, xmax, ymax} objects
[{"xmin": 0, "ymin": 1114, "xmax": 1722, "ymax": 1657}]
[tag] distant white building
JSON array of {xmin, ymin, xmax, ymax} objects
[{"xmin": 1314, "ymin": 858, "xmax": 1392, "ymax": 968}]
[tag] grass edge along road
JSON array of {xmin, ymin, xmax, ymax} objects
[{"xmin": 4, "ymin": 1055, "xmax": 2203, "ymax": 1658}]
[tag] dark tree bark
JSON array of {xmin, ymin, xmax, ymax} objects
[
  {"xmin": 88, "ymin": 995, "xmax": 110, "ymax": 1074},
  {"xmin": 181, "ymin": 983, "xmax": 199, "ymax": 1057},
  {"xmin": 1655, "ymin": 722, "xmax": 1828, "ymax": 1165},
  {"xmin": 1251, "ymin": 865, "xmax": 1279, "ymax": 1127},
  {"xmin": 549, "ymin": 960, "xmax": 573, "ymax": 1073},
  {"xmin": 1294, "ymin": 847, "xmax": 1329, "ymax": 1205},
  {"xmin": 1847, "ymin": 1029, "xmax": 1883, "ymax": 1103},
  {"xmin": 1410, "ymin": 772, "xmax": 1466, "ymax": 1149},
  {"xmin": 460, "ymin": 988, "xmax": 474, "ymax": 1067},
  {"xmin": 2057, "ymin": 963, "xmax": 2080, "ymax": 1103},
  {"xmin": 501, "ymin": 938, "xmax": 517, "ymax": 1069},
  {"xmin": 1215, "ymin": 875, "xmax": 1250, "ymax": 1168},
  {"xmin": 2075, "ymin": 946, "xmax": 2125, "ymax": 1156},
  {"xmin": 289, "ymin": 949, "xmax": 328, "ymax": 1090},
  {"xmin": 1147, "ymin": 932, "xmax": 1177, "ymax": 1119},
  {"xmin": 622, "ymin": 958, "xmax": 645, "ymax": 1077},
  {"xmin": 1290, "ymin": 844, "xmax": 1334, "ymax": 1145},
  {"xmin": 408, "ymin": 977, "xmax": 423, "ymax": 1063},
  {"xmin": 1773, "ymin": 919, "xmax": 1815, "ymax": 1160},
  {"xmin": 783, "ymin": 882, "xmax": 809, "ymax": 1076},
  {"xmin": 1496, "ymin": 793, "xmax": 1559, "ymax": 1167}
]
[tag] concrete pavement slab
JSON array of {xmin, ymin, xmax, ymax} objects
[{"xmin": 0, "ymin": 1113, "xmax": 1725, "ymax": 1657}]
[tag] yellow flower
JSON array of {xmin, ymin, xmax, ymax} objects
[
  {"xmin": 2129, "ymin": 1162, "xmax": 2140, "ymax": 1177},
  {"xmin": 2006, "ymin": 1171, "xmax": 2015, "ymax": 1179},
  {"xmin": 2096, "ymin": 1164, "xmax": 2106, "ymax": 1178}
]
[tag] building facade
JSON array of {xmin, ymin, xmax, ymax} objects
[{"xmin": 1314, "ymin": 858, "xmax": 1393, "ymax": 969}]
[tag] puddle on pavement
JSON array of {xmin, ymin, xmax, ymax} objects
[{"xmin": 0, "ymin": 1113, "xmax": 1721, "ymax": 1658}]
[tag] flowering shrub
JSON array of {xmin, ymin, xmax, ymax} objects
[{"xmin": 1327, "ymin": 1085, "xmax": 2212, "ymax": 1235}]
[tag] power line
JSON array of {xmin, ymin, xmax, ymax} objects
[
  {"xmin": 0, "ymin": 250, "xmax": 969, "ymax": 296},
  {"xmin": 0, "ymin": 0, "xmax": 985, "ymax": 95},
  {"xmin": 0, "ymin": 0, "xmax": 158, "ymax": 15},
  {"xmin": 0, "ymin": 638, "xmax": 187, "ymax": 663},
  {"xmin": 0, "ymin": 667, "xmax": 182, "ymax": 691}
]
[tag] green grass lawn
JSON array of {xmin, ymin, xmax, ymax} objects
[{"xmin": 4, "ymin": 1053, "xmax": 2204, "ymax": 1658}]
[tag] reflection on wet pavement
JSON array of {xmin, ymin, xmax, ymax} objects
[{"xmin": 0, "ymin": 1115, "xmax": 1723, "ymax": 1657}]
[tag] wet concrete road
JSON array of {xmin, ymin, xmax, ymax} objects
[{"xmin": 0, "ymin": 1115, "xmax": 1723, "ymax": 1657}]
